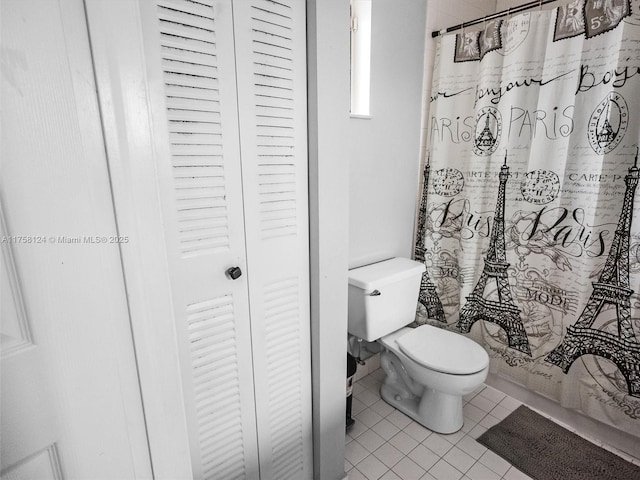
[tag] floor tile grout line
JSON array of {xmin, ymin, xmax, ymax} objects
[{"xmin": 348, "ymin": 366, "xmax": 640, "ymax": 480}]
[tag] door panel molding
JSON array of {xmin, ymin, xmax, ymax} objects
[
  {"xmin": 1, "ymin": 0, "xmax": 151, "ymax": 477},
  {"xmin": 0, "ymin": 444, "xmax": 63, "ymax": 480},
  {"xmin": 0, "ymin": 203, "xmax": 34, "ymax": 359}
]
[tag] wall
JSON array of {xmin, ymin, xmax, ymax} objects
[
  {"xmin": 348, "ymin": 0, "xmax": 427, "ymax": 268},
  {"xmin": 307, "ymin": 1, "xmax": 352, "ymax": 479},
  {"xmin": 348, "ymin": 0, "xmax": 499, "ymax": 269},
  {"xmin": 310, "ymin": 0, "xmax": 490, "ymax": 474},
  {"xmin": 496, "ymin": 0, "xmax": 566, "ymax": 13},
  {"xmin": 496, "ymin": 0, "xmax": 529, "ymax": 10}
]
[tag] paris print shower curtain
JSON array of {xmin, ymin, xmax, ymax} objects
[{"xmin": 417, "ymin": 0, "xmax": 640, "ymax": 437}]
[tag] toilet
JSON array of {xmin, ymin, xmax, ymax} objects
[{"xmin": 348, "ymin": 257, "xmax": 489, "ymax": 434}]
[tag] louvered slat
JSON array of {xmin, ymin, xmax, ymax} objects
[
  {"xmin": 165, "ymin": 84, "xmax": 219, "ymax": 103},
  {"xmin": 231, "ymin": 0, "xmax": 312, "ymax": 477},
  {"xmin": 158, "ymin": 0, "xmax": 215, "ymax": 18},
  {"xmin": 186, "ymin": 295, "xmax": 247, "ymax": 480},
  {"xmin": 262, "ymin": 276, "xmax": 304, "ymax": 479},
  {"xmin": 248, "ymin": 1, "xmax": 298, "ymax": 240},
  {"xmin": 158, "ymin": 0, "xmax": 229, "ymax": 257},
  {"xmin": 155, "ymin": 2, "xmax": 255, "ymax": 479},
  {"xmin": 258, "ymin": 164, "xmax": 296, "ymax": 238}
]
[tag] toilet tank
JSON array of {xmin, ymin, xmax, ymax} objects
[{"xmin": 348, "ymin": 258, "xmax": 426, "ymax": 342}]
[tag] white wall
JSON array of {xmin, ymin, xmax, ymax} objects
[
  {"xmin": 348, "ymin": 0, "xmax": 428, "ymax": 268},
  {"xmin": 496, "ymin": 0, "xmax": 528, "ymax": 11},
  {"xmin": 307, "ymin": 1, "xmax": 351, "ymax": 479},
  {"xmin": 496, "ymin": 0, "xmax": 566, "ymax": 12},
  {"xmin": 347, "ymin": 0, "xmax": 501, "ymax": 269}
]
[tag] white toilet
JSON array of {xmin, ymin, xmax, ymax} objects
[{"xmin": 348, "ymin": 257, "xmax": 489, "ymax": 434}]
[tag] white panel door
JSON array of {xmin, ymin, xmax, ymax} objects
[
  {"xmin": 232, "ymin": 1, "xmax": 313, "ymax": 479},
  {"xmin": 0, "ymin": 1, "xmax": 151, "ymax": 479}
]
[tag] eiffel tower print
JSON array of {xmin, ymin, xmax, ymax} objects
[
  {"xmin": 546, "ymin": 152, "xmax": 640, "ymax": 397},
  {"xmin": 459, "ymin": 153, "xmax": 531, "ymax": 355},
  {"xmin": 476, "ymin": 115, "xmax": 496, "ymax": 148},
  {"xmin": 414, "ymin": 155, "xmax": 446, "ymax": 322},
  {"xmin": 597, "ymin": 101, "xmax": 617, "ymax": 147}
]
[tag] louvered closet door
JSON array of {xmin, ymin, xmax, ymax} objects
[
  {"xmin": 232, "ymin": 1, "xmax": 312, "ymax": 479},
  {"xmin": 138, "ymin": 0, "xmax": 311, "ymax": 478},
  {"xmin": 140, "ymin": 1, "xmax": 260, "ymax": 478}
]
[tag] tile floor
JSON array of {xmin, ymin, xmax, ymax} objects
[{"xmin": 345, "ymin": 366, "xmax": 640, "ymax": 480}]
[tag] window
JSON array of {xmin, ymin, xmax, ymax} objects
[{"xmin": 350, "ymin": 0, "xmax": 372, "ymax": 117}]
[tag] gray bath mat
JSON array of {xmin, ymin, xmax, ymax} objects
[{"xmin": 477, "ymin": 405, "xmax": 640, "ymax": 480}]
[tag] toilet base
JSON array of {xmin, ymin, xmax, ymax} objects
[
  {"xmin": 378, "ymin": 348, "xmax": 466, "ymax": 434},
  {"xmin": 380, "ymin": 383, "xmax": 464, "ymax": 434}
]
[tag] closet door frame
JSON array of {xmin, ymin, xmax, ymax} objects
[
  {"xmin": 86, "ymin": 1, "xmax": 314, "ymax": 479},
  {"xmin": 85, "ymin": 1, "xmax": 193, "ymax": 478}
]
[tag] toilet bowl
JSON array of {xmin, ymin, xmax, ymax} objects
[
  {"xmin": 378, "ymin": 325, "xmax": 489, "ymax": 434},
  {"xmin": 347, "ymin": 257, "xmax": 490, "ymax": 434}
]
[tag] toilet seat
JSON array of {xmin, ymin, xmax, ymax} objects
[{"xmin": 396, "ymin": 325, "xmax": 489, "ymax": 375}]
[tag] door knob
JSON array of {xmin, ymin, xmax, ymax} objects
[{"xmin": 226, "ymin": 266, "xmax": 242, "ymax": 280}]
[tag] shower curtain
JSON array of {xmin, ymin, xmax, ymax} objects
[{"xmin": 417, "ymin": 0, "xmax": 640, "ymax": 438}]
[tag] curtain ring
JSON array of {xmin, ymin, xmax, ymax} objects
[{"xmin": 539, "ymin": 0, "xmax": 543, "ymax": 11}]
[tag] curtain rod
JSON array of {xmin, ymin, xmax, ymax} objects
[{"xmin": 431, "ymin": 0, "xmax": 559, "ymax": 38}]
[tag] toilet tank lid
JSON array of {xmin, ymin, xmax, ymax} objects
[{"xmin": 348, "ymin": 258, "xmax": 426, "ymax": 290}]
